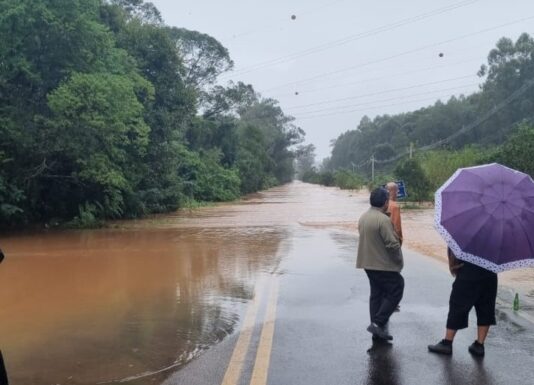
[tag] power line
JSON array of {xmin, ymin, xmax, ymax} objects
[
  {"xmin": 262, "ymin": 15, "xmax": 534, "ymax": 92},
  {"xmin": 293, "ymin": 84, "xmax": 478, "ymax": 117},
  {"xmin": 285, "ymin": 74, "xmax": 478, "ymax": 111},
  {"xmin": 293, "ymin": 84, "xmax": 477, "ymax": 119},
  {"xmin": 272, "ymin": 56, "xmax": 483, "ymax": 98},
  {"xmin": 221, "ymin": 0, "xmax": 478, "ymax": 78},
  {"xmin": 292, "ymin": 84, "xmax": 478, "ymax": 116},
  {"xmin": 294, "ymin": 92, "xmax": 468, "ymax": 120}
]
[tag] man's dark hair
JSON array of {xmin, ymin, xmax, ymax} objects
[
  {"xmin": 0, "ymin": 248, "xmax": 4, "ymax": 264},
  {"xmin": 370, "ymin": 187, "xmax": 389, "ymax": 208}
]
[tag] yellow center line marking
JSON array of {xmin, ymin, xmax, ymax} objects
[
  {"xmin": 221, "ymin": 278, "xmax": 266, "ymax": 385},
  {"xmin": 249, "ymin": 277, "xmax": 280, "ymax": 385}
]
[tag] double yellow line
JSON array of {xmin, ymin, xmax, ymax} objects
[{"xmin": 221, "ymin": 277, "xmax": 280, "ymax": 385}]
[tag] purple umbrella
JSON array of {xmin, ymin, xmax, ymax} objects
[{"xmin": 435, "ymin": 163, "xmax": 534, "ymax": 273}]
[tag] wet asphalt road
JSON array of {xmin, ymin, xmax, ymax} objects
[{"xmin": 163, "ymin": 226, "xmax": 534, "ymax": 385}]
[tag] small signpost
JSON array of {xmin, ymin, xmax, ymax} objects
[
  {"xmin": 396, "ymin": 180, "xmax": 407, "ymax": 199},
  {"xmin": 382, "ymin": 180, "xmax": 407, "ymax": 199}
]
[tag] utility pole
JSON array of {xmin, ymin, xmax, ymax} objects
[
  {"xmin": 371, "ymin": 154, "xmax": 375, "ymax": 182},
  {"xmin": 409, "ymin": 142, "xmax": 414, "ymax": 159}
]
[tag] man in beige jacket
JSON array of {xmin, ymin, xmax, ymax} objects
[{"xmin": 357, "ymin": 188, "xmax": 403, "ymax": 340}]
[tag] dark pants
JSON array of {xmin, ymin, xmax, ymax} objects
[
  {"xmin": 365, "ymin": 270, "xmax": 404, "ymax": 327},
  {"xmin": 0, "ymin": 350, "xmax": 7, "ymax": 385},
  {"xmin": 446, "ymin": 276, "xmax": 498, "ymax": 330}
]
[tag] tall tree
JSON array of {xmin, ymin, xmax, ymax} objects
[
  {"xmin": 0, "ymin": 0, "xmax": 138, "ymax": 222},
  {"xmin": 44, "ymin": 72, "xmax": 153, "ymax": 219},
  {"xmin": 295, "ymin": 144, "xmax": 316, "ymax": 179},
  {"xmin": 168, "ymin": 27, "xmax": 233, "ymax": 91}
]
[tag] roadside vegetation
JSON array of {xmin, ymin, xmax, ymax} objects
[
  {"xmin": 297, "ymin": 33, "xmax": 534, "ymax": 201},
  {"xmin": 0, "ymin": 0, "xmax": 304, "ymax": 227}
]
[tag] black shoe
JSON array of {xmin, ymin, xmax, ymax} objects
[
  {"xmin": 394, "ymin": 305, "xmax": 400, "ymax": 312},
  {"xmin": 367, "ymin": 323, "xmax": 393, "ymax": 340},
  {"xmin": 372, "ymin": 325, "xmax": 390, "ymax": 340},
  {"xmin": 468, "ymin": 341, "xmax": 485, "ymax": 357},
  {"xmin": 428, "ymin": 339, "xmax": 452, "ymax": 355}
]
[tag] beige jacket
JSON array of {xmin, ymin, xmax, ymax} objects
[{"xmin": 356, "ymin": 207, "xmax": 403, "ymax": 272}]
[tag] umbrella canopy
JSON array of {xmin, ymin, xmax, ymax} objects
[{"xmin": 435, "ymin": 163, "xmax": 534, "ymax": 273}]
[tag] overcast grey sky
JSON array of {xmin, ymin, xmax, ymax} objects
[{"xmin": 151, "ymin": 0, "xmax": 534, "ymax": 160}]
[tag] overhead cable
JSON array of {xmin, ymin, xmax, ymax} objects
[
  {"xmin": 262, "ymin": 15, "xmax": 534, "ymax": 92},
  {"xmin": 221, "ymin": 0, "xmax": 479, "ymax": 78}
]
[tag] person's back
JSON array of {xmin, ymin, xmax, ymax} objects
[
  {"xmin": 456, "ymin": 260, "xmax": 497, "ymax": 281},
  {"xmin": 357, "ymin": 207, "xmax": 403, "ymax": 272}
]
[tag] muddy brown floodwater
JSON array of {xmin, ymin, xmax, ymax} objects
[
  {"xmin": 0, "ymin": 182, "xmax": 366, "ymax": 385},
  {"xmin": 0, "ymin": 181, "xmax": 532, "ymax": 384}
]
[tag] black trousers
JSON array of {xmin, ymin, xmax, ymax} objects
[
  {"xmin": 0, "ymin": 350, "xmax": 7, "ymax": 385},
  {"xmin": 446, "ymin": 276, "xmax": 498, "ymax": 330},
  {"xmin": 365, "ymin": 270, "xmax": 404, "ymax": 327}
]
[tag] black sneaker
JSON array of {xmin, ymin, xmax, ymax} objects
[
  {"xmin": 367, "ymin": 323, "xmax": 393, "ymax": 340},
  {"xmin": 468, "ymin": 341, "xmax": 485, "ymax": 357},
  {"xmin": 428, "ymin": 339, "xmax": 453, "ymax": 355}
]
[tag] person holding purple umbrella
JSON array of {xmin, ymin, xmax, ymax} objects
[
  {"xmin": 428, "ymin": 247, "xmax": 498, "ymax": 357},
  {"xmin": 429, "ymin": 163, "xmax": 534, "ymax": 357}
]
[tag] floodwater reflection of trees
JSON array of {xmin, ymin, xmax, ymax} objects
[{"xmin": 0, "ymin": 226, "xmax": 286, "ymax": 384}]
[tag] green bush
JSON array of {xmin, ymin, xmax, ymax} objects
[
  {"xmin": 177, "ymin": 147, "xmax": 241, "ymax": 202},
  {"xmin": 366, "ymin": 173, "xmax": 396, "ymax": 191},
  {"xmin": 418, "ymin": 147, "xmax": 490, "ymax": 191},
  {"xmin": 333, "ymin": 170, "xmax": 365, "ymax": 190},
  {"xmin": 0, "ymin": 173, "xmax": 24, "ymax": 224},
  {"xmin": 302, "ymin": 170, "xmax": 335, "ymax": 186},
  {"xmin": 493, "ymin": 124, "xmax": 534, "ymax": 177},
  {"xmin": 394, "ymin": 158, "xmax": 432, "ymax": 201},
  {"xmin": 302, "ymin": 169, "xmax": 366, "ymax": 189},
  {"xmin": 65, "ymin": 202, "xmax": 102, "ymax": 228}
]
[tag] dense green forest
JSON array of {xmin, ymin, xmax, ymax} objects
[
  {"xmin": 303, "ymin": 33, "xmax": 534, "ymax": 199},
  {"xmin": 0, "ymin": 0, "xmax": 304, "ymax": 226}
]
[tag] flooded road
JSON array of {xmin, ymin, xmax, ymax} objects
[
  {"xmin": 1, "ymin": 182, "xmax": 533, "ymax": 385},
  {"xmin": 0, "ymin": 182, "xmax": 365, "ymax": 385}
]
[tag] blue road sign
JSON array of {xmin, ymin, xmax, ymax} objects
[{"xmin": 396, "ymin": 180, "xmax": 407, "ymax": 199}]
